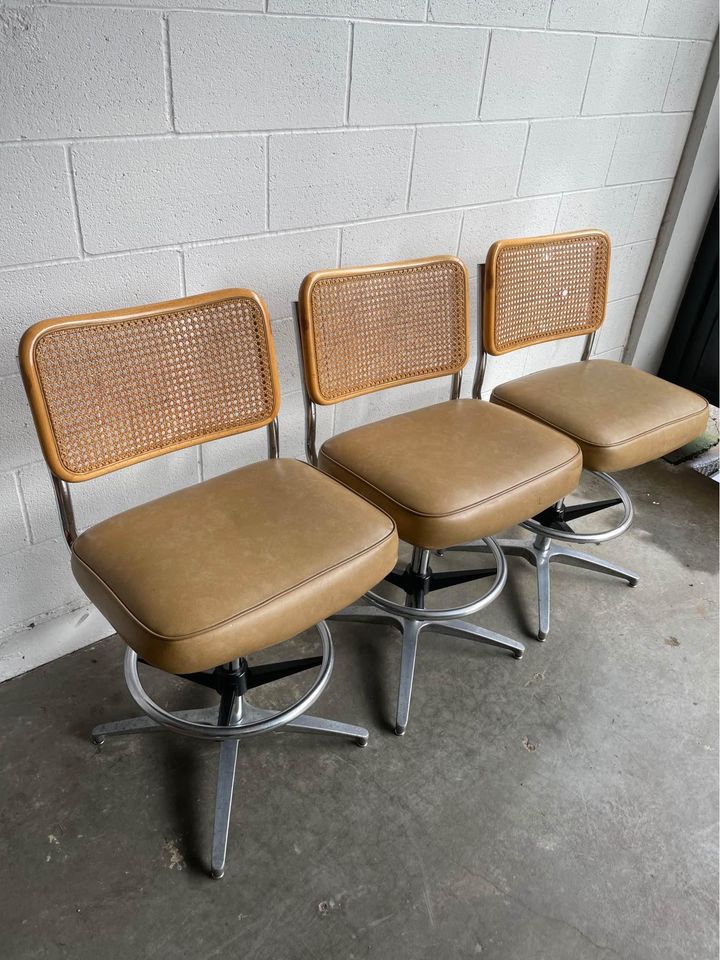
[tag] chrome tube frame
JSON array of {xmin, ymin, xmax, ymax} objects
[
  {"xmin": 51, "ymin": 473, "xmax": 78, "ymax": 550},
  {"xmin": 266, "ymin": 417, "xmax": 280, "ymax": 459}
]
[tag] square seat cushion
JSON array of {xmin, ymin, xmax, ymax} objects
[
  {"xmin": 318, "ymin": 399, "xmax": 582, "ymax": 549},
  {"xmin": 71, "ymin": 458, "xmax": 397, "ymax": 674},
  {"xmin": 491, "ymin": 359, "xmax": 709, "ymax": 472}
]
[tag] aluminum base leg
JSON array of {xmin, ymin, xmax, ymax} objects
[
  {"xmin": 425, "ymin": 619, "xmax": 525, "ymax": 658},
  {"xmin": 91, "ymin": 706, "xmax": 217, "ymax": 744},
  {"xmin": 242, "ymin": 703, "xmax": 368, "ymax": 746},
  {"xmin": 210, "ymin": 738, "xmax": 239, "ymax": 880},
  {"xmin": 329, "ymin": 605, "xmax": 404, "ymax": 629},
  {"xmin": 395, "ymin": 621, "xmax": 421, "ymax": 737},
  {"xmin": 549, "ymin": 545, "xmax": 639, "ymax": 585}
]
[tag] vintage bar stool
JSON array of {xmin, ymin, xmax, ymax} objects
[
  {"xmin": 454, "ymin": 230, "xmax": 709, "ymax": 640},
  {"xmin": 294, "ymin": 256, "xmax": 583, "ymax": 735},
  {"xmin": 19, "ymin": 289, "xmax": 397, "ymax": 878}
]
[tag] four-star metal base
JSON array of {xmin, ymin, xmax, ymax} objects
[
  {"xmin": 331, "ymin": 540, "xmax": 524, "ymax": 736},
  {"xmin": 91, "ymin": 626, "xmax": 367, "ymax": 879}
]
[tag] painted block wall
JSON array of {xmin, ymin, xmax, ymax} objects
[{"xmin": 0, "ymin": 0, "xmax": 716, "ymax": 673}]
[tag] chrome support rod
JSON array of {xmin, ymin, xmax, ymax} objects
[
  {"xmin": 472, "ymin": 263, "xmax": 488, "ymax": 400},
  {"xmin": 582, "ymin": 329, "xmax": 597, "ymax": 361},
  {"xmin": 292, "ymin": 300, "xmax": 319, "ymax": 466},
  {"xmin": 51, "ymin": 472, "xmax": 78, "ymax": 550},
  {"xmin": 450, "ymin": 370, "xmax": 463, "ymax": 400},
  {"xmin": 266, "ymin": 417, "xmax": 280, "ymax": 459}
]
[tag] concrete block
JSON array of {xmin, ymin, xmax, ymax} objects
[
  {"xmin": 428, "ymin": 0, "xmax": 550, "ymax": 28},
  {"xmin": 350, "ymin": 23, "xmax": 487, "ymax": 125},
  {"xmin": 595, "ymin": 296, "xmax": 638, "ymax": 353},
  {"xmin": 184, "ymin": 228, "xmax": 338, "ymax": 322},
  {"xmin": 549, "ymin": 0, "xmax": 649, "ymax": 34},
  {"xmin": 643, "ymin": 0, "xmax": 718, "ymax": 40},
  {"xmin": 72, "ymin": 137, "xmax": 266, "ymax": 252},
  {"xmin": 201, "ymin": 390, "xmax": 324, "ymax": 477},
  {"xmin": 0, "ymin": 376, "xmax": 43, "ymax": 473},
  {"xmin": 270, "ymin": 129, "xmax": 413, "ymax": 230},
  {"xmin": 20, "ymin": 450, "xmax": 198, "ymax": 544},
  {"xmin": 664, "ymin": 41, "xmax": 712, "ymax": 112},
  {"xmin": 333, "ymin": 379, "xmax": 448, "ymax": 434},
  {"xmin": 459, "ymin": 195, "xmax": 561, "ymax": 264},
  {"xmin": 522, "ymin": 334, "xmax": 585, "ymax": 375},
  {"xmin": 625, "ymin": 180, "xmax": 673, "ymax": 243},
  {"xmin": 0, "ymin": 7, "xmax": 167, "ymax": 140},
  {"xmin": 341, "ymin": 212, "xmax": 462, "ymax": 266},
  {"xmin": 481, "ymin": 29, "xmax": 594, "ymax": 120},
  {"xmin": 0, "ymin": 145, "xmax": 78, "ymax": 268},
  {"xmin": 410, "ymin": 122, "xmax": 527, "ymax": 211},
  {"xmin": 0, "ymin": 539, "xmax": 84, "ymax": 630},
  {"xmin": 583, "ymin": 37, "xmax": 677, "ymax": 116},
  {"xmin": 609, "ymin": 241, "xmax": 655, "ymax": 301},
  {"xmin": 607, "ymin": 113, "xmax": 692, "ymax": 185},
  {"xmin": 519, "ymin": 117, "xmax": 619, "ymax": 196},
  {"xmin": 0, "ymin": 251, "xmax": 183, "ymax": 377},
  {"xmin": 170, "ymin": 14, "xmax": 347, "ymax": 132},
  {"xmin": 268, "ymin": 0, "xmax": 426, "ymax": 18},
  {"xmin": 555, "ymin": 185, "xmax": 641, "ymax": 244},
  {"xmin": 0, "ymin": 473, "xmax": 28, "ymax": 556}
]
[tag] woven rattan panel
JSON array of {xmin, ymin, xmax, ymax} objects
[
  {"xmin": 490, "ymin": 233, "xmax": 609, "ymax": 354},
  {"xmin": 308, "ymin": 260, "xmax": 467, "ymax": 402},
  {"xmin": 34, "ymin": 297, "xmax": 277, "ymax": 477}
]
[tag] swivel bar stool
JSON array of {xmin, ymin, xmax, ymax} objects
[
  {"xmin": 19, "ymin": 288, "xmax": 397, "ymax": 878},
  {"xmin": 294, "ymin": 255, "xmax": 582, "ymax": 735},
  {"xmin": 455, "ymin": 230, "xmax": 708, "ymax": 640}
]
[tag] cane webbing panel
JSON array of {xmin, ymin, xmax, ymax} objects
[
  {"xmin": 484, "ymin": 231, "xmax": 610, "ymax": 356},
  {"xmin": 21, "ymin": 291, "xmax": 280, "ymax": 481},
  {"xmin": 300, "ymin": 257, "xmax": 469, "ymax": 405}
]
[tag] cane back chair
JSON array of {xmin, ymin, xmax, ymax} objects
[
  {"xmin": 295, "ymin": 255, "xmax": 583, "ymax": 735},
  {"xmin": 19, "ymin": 288, "xmax": 397, "ymax": 878},
  {"xmin": 456, "ymin": 230, "xmax": 709, "ymax": 640}
]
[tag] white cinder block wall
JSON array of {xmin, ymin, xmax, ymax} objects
[{"xmin": 0, "ymin": 0, "xmax": 716, "ymax": 673}]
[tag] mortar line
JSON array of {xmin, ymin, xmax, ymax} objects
[
  {"xmin": 40, "ymin": 1, "xmax": 707, "ymax": 41},
  {"xmin": 0, "ymin": 108, "xmax": 693, "ymax": 148},
  {"xmin": 161, "ymin": 15, "xmax": 177, "ymax": 133},
  {"xmin": 0, "ymin": 184, "xmax": 672, "ymax": 274},
  {"xmin": 454, "ymin": 211, "xmax": 465, "ymax": 255},
  {"xmin": 476, "ymin": 29, "xmax": 492, "ymax": 118},
  {"xmin": 578, "ymin": 36, "xmax": 598, "ymax": 114},
  {"xmin": 12, "ymin": 471, "xmax": 34, "ymax": 545},
  {"xmin": 178, "ymin": 248, "xmax": 187, "ymax": 295},
  {"xmin": 344, "ymin": 22, "xmax": 355, "ymax": 125},
  {"xmin": 265, "ymin": 135, "xmax": 271, "ymax": 231},
  {"xmin": 661, "ymin": 41, "xmax": 682, "ymax": 111},
  {"xmin": 513, "ymin": 122, "xmax": 532, "ymax": 197},
  {"xmin": 63, "ymin": 145, "xmax": 86, "ymax": 258},
  {"xmin": 404, "ymin": 127, "xmax": 418, "ymax": 211}
]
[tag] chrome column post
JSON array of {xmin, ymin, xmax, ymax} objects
[{"xmin": 450, "ymin": 370, "xmax": 463, "ymax": 400}]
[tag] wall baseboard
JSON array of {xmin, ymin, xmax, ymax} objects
[{"xmin": 0, "ymin": 604, "xmax": 115, "ymax": 683}]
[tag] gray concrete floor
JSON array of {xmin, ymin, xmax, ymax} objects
[{"xmin": 0, "ymin": 460, "xmax": 717, "ymax": 960}]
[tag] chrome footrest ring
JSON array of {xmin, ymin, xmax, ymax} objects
[
  {"xmin": 123, "ymin": 622, "xmax": 334, "ymax": 741},
  {"xmin": 365, "ymin": 536, "xmax": 507, "ymax": 621},
  {"xmin": 521, "ymin": 471, "xmax": 633, "ymax": 544}
]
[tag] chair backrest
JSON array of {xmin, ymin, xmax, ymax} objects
[
  {"xmin": 20, "ymin": 289, "xmax": 280, "ymax": 482},
  {"xmin": 298, "ymin": 255, "xmax": 469, "ymax": 405},
  {"xmin": 483, "ymin": 230, "xmax": 610, "ymax": 356}
]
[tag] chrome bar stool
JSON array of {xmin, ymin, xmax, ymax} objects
[
  {"xmin": 20, "ymin": 288, "xmax": 398, "ymax": 878},
  {"xmin": 452, "ymin": 230, "xmax": 709, "ymax": 640},
  {"xmin": 294, "ymin": 255, "xmax": 583, "ymax": 734}
]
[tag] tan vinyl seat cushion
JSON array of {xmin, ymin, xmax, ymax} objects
[
  {"xmin": 318, "ymin": 399, "xmax": 582, "ymax": 550},
  {"xmin": 491, "ymin": 359, "xmax": 709, "ymax": 473},
  {"xmin": 71, "ymin": 458, "xmax": 397, "ymax": 674}
]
